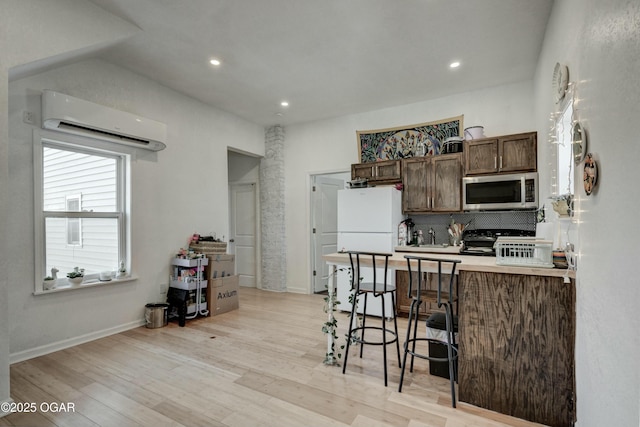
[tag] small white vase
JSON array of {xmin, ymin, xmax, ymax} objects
[{"xmin": 43, "ymin": 279, "xmax": 56, "ymax": 290}]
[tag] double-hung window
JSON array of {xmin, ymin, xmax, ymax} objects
[{"xmin": 34, "ymin": 131, "xmax": 129, "ymax": 292}]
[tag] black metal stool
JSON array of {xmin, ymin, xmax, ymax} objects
[
  {"xmin": 398, "ymin": 255, "xmax": 461, "ymax": 407},
  {"xmin": 342, "ymin": 251, "xmax": 401, "ymax": 386}
]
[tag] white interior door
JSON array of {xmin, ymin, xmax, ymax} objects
[
  {"xmin": 229, "ymin": 183, "xmax": 256, "ymax": 287},
  {"xmin": 311, "ymin": 176, "xmax": 344, "ymax": 293}
]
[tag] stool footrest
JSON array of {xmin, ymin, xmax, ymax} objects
[
  {"xmin": 349, "ymin": 326, "xmax": 398, "ymax": 346},
  {"xmin": 403, "ymin": 337, "xmax": 458, "ymax": 362}
]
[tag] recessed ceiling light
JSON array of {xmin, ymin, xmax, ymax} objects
[
  {"xmin": 450, "ymin": 61, "xmax": 461, "ymax": 68},
  {"xmin": 280, "ymin": 101, "xmax": 289, "ymax": 107},
  {"xmin": 209, "ymin": 58, "xmax": 221, "ymax": 66}
]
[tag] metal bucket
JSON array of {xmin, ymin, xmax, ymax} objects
[
  {"xmin": 464, "ymin": 126, "xmax": 485, "ymax": 140},
  {"xmin": 145, "ymin": 303, "xmax": 169, "ymax": 328}
]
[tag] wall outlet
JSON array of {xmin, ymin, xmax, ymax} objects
[{"xmin": 23, "ymin": 110, "xmax": 35, "ymax": 124}]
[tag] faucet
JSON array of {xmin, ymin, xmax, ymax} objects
[{"xmin": 428, "ymin": 227, "xmax": 436, "ymax": 245}]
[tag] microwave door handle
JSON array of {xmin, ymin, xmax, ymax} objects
[{"xmin": 520, "ymin": 176, "xmax": 526, "ymax": 206}]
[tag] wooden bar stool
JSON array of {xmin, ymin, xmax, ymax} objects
[
  {"xmin": 342, "ymin": 251, "xmax": 401, "ymax": 386},
  {"xmin": 398, "ymin": 255, "xmax": 461, "ymax": 407}
]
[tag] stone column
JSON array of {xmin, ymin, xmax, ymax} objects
[{"xmin": 259, "ymin": 125, "xmax": 286, "ymax": 291}]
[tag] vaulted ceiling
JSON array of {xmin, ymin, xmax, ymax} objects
[{"xmin": 30, "ymin": 0, "xmax": 556, "ymax": 126}]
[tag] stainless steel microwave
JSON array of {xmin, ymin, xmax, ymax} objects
[{"xmin": 463, "ymin": 172, "xmax": 538, "ymax": 211}]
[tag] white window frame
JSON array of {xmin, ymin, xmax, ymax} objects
[{"xmin": 33, "ymin": 129, "xmax": 132, "ymax": 294}]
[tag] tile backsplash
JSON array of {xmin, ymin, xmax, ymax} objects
[{"xmin": 410, "ymin": 211, "xmax": 537, "ymax": 245}]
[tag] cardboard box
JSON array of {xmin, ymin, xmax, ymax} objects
[
  {"xmin": 207, "ymin": 275, "xmax": 239, "ymax": 316},
  {"xmin": 206, "ymin": 254, "xmax": 235, "ymax": 281}
]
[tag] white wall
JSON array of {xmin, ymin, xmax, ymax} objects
[
  {"xmin": 6, "ymin": 58, "xmax": 263, "ymax": 359},
  {"xmin": 0, "ymin": 44, "xmax": 10, "ymax": 419},
  {"xmin": 1, "ymin": 0, "xmax": 144, "ymax": 411},
  {"xmin": 228, "ymin": 150, "xmax": 261, "ymax": 183},
  {"xmin": 534, "ymin": 1, "xmax": 640, "ymax": 426},
  {"xmin": 284, "ymin": 81, "xmax": 535, "ymax": 293}
]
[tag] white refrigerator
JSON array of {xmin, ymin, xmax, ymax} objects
[{"xmin": 336, "ymin": 186, "xmax": 404, "ymax": 317}]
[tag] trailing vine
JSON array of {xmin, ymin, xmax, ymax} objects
[
  {"xmin": 322, "ymin": 266, "xmax": 361, "ymax": 366},
  {"xmin": 322, "ymin": 266, "xmax": 345, "ymax": 365},
  {"xmin": 322, "ymin": 291, "xmax": 343, "ymax": 365}
]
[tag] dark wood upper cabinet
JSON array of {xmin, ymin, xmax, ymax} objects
[
  {"xmin": 402, "ymin": 157, "xmax": 430, "ymax": 212},
  {"xmin": 351, "ymin": 159, "xmax": 402, "ymax": 184},
  {"xmin": 351, "ymin": 162, "xmax": 375, "ymax": 180},
  {"xmin": 499, "ymin": 132, "xmax": 537, "ymax": 172},
  {"xmin": 402, "ymin": 153, "xmax": 463, "ymax": 214},
  {"xmin": 350, "ymin": 131, "xmax": 535, "ymax": 215},
  {"xmin": 465, "ymin": 132, "xmax": 537, "ymax": 175},
  {"xmin": 464, "ymin": 138, "xmax": 499, "ymax": 175},
  {"xmin": 432, "ymin": 154, "xmax": 463, "ymax": 212}
]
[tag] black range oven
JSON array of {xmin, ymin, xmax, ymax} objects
[{"xmin": 460, "ymin": 229, "xmax": 535, "ymax": 256}]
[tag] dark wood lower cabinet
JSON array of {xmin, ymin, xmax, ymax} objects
[
  {"xmin": 395, "ymin": 270, "xmax": 455, "ymax": 318},
  {"xmin": 458, "ymin": 271, "xmax": 576, "ymax": 427},
  {"xmin": 395, "ymin": 270, "xmax": 420, "ymax": 316}
]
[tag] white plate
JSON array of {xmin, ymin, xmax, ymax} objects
[
  {"xmin": 553, "ymin": 62, "xmax": 569, "ymax": 103},
  {"xmin": 572, "ymin": 121, "xmax": 587, "ymax": 164}
]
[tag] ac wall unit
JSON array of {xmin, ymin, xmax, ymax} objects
[{"xmin": 41, "ymin": 90, "xmax": 167, "ymax": 151}]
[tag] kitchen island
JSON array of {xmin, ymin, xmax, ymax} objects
[{"xmin": 324, "ymin": 252, "xmax": 576, "ymax": 427}]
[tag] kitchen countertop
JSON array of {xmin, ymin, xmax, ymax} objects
[{"xmin": 324, "ymin": 251, "xmax": 576, "ymax": 279}]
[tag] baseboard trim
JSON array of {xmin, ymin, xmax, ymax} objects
[
  {"xmin": 9, "ymin": 320, "xmax": 145, "ymax": 364},
  {"xmin": 285, "ymin": 286, "xmax": 308, "ymax": 294}
]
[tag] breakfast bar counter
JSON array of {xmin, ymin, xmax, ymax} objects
[
  {"xmin": 324, "ymin": 251, "xmax": 576, "ymax": 279},
  {"xmin": 324, "ymin": 251, "xmax": 576, "ymax": 427}
]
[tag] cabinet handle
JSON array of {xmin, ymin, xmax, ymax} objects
[
  {"xmin": 500, "ymin": 156, "xmax": 503, "ymax": 170},
  {"xmin": 494, "ymin": 156, "xmax": 497, "ymax": 169},
  {"xmin": 431, "ymin": 197, "xmax": 434, "ymax": 209}
]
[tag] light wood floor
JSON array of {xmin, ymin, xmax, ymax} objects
[{"xmin": 1, "ymin": 288, "xmax": 547, "ymax": 427}]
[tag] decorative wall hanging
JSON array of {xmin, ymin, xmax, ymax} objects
[
  {"xmin": 553, "ymin": 62, "xmax": 569, "ymax": 104},
  {"xmin": 572, "ymin": 121, "xmax": 587, "ymax": 164},
  {"xmin": 583, "ymin": 153, "xmax": 598, "ymax": 195},
  {"xmin": 356, "ymin": 115, "xmax": 463, "ymax": 163}
]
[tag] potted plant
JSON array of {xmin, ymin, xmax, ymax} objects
[
  {"xmin": 43, "ymin": 276, "xmax": 56, "ymax": 290},
  {"xmin": 550, "ymin": 194, "xmax": 573, "ymax": 217},
  {"xmin": 67, "ymin": 267, "xmax": 84, "ymax": 286}
]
